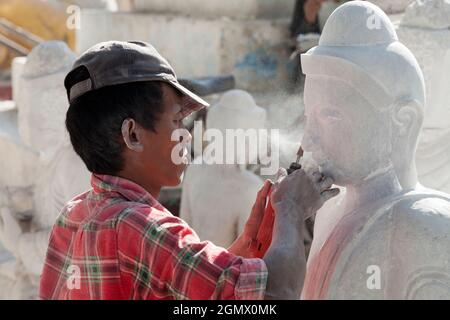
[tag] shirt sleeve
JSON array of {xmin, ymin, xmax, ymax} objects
[{"xmin": 116, "ymin": 205, "xmax": 268, "ymax": 300}]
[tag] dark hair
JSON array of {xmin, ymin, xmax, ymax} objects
[{"xmin": 65, "ymin": 66, "xmax": 165, "ymax": 175}]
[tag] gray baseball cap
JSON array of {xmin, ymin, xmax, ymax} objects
[{"xmin": 65, "ymin": 40, "xmax": 209, "ymax": 117}]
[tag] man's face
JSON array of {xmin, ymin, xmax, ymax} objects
[
  {"xmin": 139, "ymin": 83, "xmax": 190, "ymax": 187},
  {"xmin": 302, "ymin": 75, "xmax": 392, "ymax": 186}
]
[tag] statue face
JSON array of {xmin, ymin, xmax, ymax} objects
[{"xmin": 302, "ymin": 75, "xmax": 392, "ymax": 186}]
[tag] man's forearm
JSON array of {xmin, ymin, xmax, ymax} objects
[{"xmin": 263, "ymin": 200, "xmax": 306, "ymax": 300}]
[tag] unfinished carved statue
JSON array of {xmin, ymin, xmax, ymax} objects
[
  {"xmin": 398, "ymin": 0, "xmax": 450, "ymax": 194},
  {"xmin": 0, "ymin": 41, "xmax": 90, "ymax": 299},
  {"xmin": 301, "ymin": 1, "xmax": 450, "ymax": 299}
]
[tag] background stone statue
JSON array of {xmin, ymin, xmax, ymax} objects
[
  {"xmin": 300, "ymin": 1, "xmax": 450, "ymax": 299},
  {"xmin": 397, "ymin": 0, "xmax": 450, "ymax": 194},
  {"xmin": 180, "ymin": 90, "xmax": 266, "ymax": 247},
  {"xmin": 0, "ymin": 41, "xmax": 91, "ymax": 299}
]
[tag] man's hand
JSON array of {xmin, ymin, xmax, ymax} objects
[
  {"xmin": 0, "ymin": 207, "xmax": 22, "ymax": 254},
  {"xmin": 271, "ymin": 168, "xmax": 339, "ymax": 221},
  {"xmin": 263, "ymin": 168, "xmax": 339, "ymax": 299},
  {"xmin": 228, "ymin": 180, "xmax": 272, "ymax": 258}
]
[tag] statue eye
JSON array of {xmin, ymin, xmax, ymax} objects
[{"xmin": 319, "ymin": 108, "xmax": 342, "ymax": 121}]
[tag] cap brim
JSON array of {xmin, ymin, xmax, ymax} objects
[{"xmin": 168, "ymin": 80, "xmax": 210, "ymax": 118}]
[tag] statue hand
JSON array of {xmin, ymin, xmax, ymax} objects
[{"xmin": 0, "ymin": 207, "xmax": 22, "ymax": 254}]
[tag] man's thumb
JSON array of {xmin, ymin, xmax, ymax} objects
[{"xmin": 276, "ymin": 167, "xmax": 288, "ymax": 183}]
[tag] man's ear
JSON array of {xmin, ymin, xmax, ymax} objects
[{"xmin": 121, "ymin": 119, "xmax": 144, "ymax": 152}]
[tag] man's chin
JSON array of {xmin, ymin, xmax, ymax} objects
[
  {"xmin": 165, "ymin": 176, "xmax": 182, "ymax": 187},
  {"xmin": 165, "ymin": 168, "xmax": 186, "ymax": 187}
]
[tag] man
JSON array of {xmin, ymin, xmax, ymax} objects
[{"xmin": 39, "ymin": 41, "xmax": 339, "ymax": 300}]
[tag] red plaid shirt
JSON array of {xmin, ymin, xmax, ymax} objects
[{"xmin": 39, "ymin": 174, "xmax": 267, "ymax": 300}]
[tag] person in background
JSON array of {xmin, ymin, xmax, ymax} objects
[
  {"xmin": 290, "ymin": 0, "xmax": 349, "ymax": 38},
  {"xmin": 288, "ymin": 0, "xmax": 348, "ymax": 90}
]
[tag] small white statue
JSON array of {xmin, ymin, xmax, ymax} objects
[
  {"xmin": 301, "ymin": 1, "xmax": 450, "ymax": 299},
  {"xmin": 367, "ymin": 0, "xmax": 413, "ymax": 14},
  {"xmin": 398, "ymin": 0, "xmax": 450, "ymax": 194},
  {"xmin": 180, "ymin": 90, "xmax": 266, "ymax": 248},
  {"xmin": 0, "ymin": 41, "xmax": 91, "ymax": 299},
  {"xmin": 401, "ymin": 0, "xmax": 450, "ymax": 29},
  {"xmin": 0, "ymin": 189, "xmax": 35, "ymax": 299}
]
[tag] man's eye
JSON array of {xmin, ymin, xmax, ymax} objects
[{"xmin": 173, "ymin": 119, "xmax": 184, "ymax": 127}]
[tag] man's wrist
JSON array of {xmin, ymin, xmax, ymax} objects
[{"xmin": 272, "ymin": 199, "xmax": 306, "ymax": 225}]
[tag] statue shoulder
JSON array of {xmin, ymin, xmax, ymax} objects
[
  {"xmin": 351, "ymin": 193, "xmax": 450, "ymax": 299},
  {"xmin": 388, "ymin": 192, "xmax": 450, "ymax": 246},
  {"xmin": 354, "ymin": 192, "xmax": 450, "ymax": 250},
  {"xmin": 392, "ymin": 193, "xmax": 450, "ymax": 300}
]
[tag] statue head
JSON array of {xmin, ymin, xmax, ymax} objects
[
  {"xmin": 17, "ymin": 41, "xmax": 76, "ymax": 155},
  {"xmin": 206, "ymin": 89, "xmax": 266, "ymax": 165},
  {"xmin": 301, "ymin": 1, "xmax": 425, "ymax": 189}
]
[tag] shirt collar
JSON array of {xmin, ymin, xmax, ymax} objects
[{"xmin": 91, "ymin": 174, "xmax": 160, "ymax": 207}]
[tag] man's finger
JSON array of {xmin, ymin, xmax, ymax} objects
[
  {"xmin": 276, "ymin": 168, "xmax": 288, "ymax": 182},
  {"xmin": 246, "ymin": 181, "xmax": 273, "ymax": 239},
  {"xmin": 311, "ymin": 171, "xmax": 323, "ymax": 182},
  {"xmin": 318, "ymin": 176, "xmax": 334, "ymax": 192},
  {"xmin": 256, "ymin": 180, "xmax": 272, "ymax": 206},
  {"xmin": 320, "ymin": 188, "xmax": 340, "ymax": 202},
  {"xmin": 277, "ymin": 167, "xmax": 287, "ymax": 176},
  {"xmin": 255, "ymin": 183, "xmax": 270, "ymax": 212},
  {"xmin": 258, "ymin": 180, "xmax": 272, "ymax": 198},
  {"xmin": 251, "ymin": 181, "xmax": 272, "ymax": 219}
]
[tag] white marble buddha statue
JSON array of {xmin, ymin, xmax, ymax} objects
[
  {"xmin": 300, "ymin": 1, "xmax": 450, "ymax": 300},
  {"xmin": 180, "ymin": 90, "xmax": 266, "ymax": 248},
  {"xmin": 0, "ymin": 41, "xmax": 91, "ymax": 298},
  {"xmin": 398, "ymin": 0, "xmax": 450, "ymax": 194}
]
